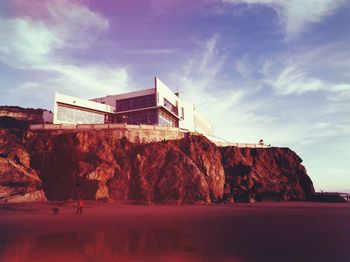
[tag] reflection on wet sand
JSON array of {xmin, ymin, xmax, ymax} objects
[{"xmin": 1, "ymin": 227, "xmax": 233, "ymax": 262}]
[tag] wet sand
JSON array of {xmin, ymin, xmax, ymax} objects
[{"xmin": 0, "ymin": 201, "xmax": 349, "ymax": 262}]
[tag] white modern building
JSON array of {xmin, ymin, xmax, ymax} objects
[{"xmin": 53, "ymin": 77, "xmax": 213, "ymax": 135}]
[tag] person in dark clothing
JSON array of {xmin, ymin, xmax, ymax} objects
[
  {"xmin": 76, "ymin": 198, "xmax": 83, "ymax": 215},
  {"xmin": 223, "ymin": 183, "xmax": 231, "ymax": 203}
]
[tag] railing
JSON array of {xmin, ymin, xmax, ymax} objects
[
  {"xmin": 204, "ymin": 134, "xmax": 272, "ymax": 148},
  {"xmin": 214, "ymin": 141, "xmax": 271, "ymax": 148}
]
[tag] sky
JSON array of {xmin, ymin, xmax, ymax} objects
[{"xmin": 0, "ymin": 0, "xmax": 349, "ymax": 191}]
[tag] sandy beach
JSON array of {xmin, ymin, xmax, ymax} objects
[{"xmin": 0, "ymin": 201, "xmax": 349, "ymax": 262}]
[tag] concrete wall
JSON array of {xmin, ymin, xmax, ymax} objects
[
  {"xmin": 30, "ymin": 123, "xmax": 186, "ymax": 143},
  {"xmin": 43, "ymin": 111, "xmax": 53, "ymax": 123}
]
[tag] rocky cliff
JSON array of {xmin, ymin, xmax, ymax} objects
[
  {"xmin": 0, "ymin": 129, "xmax": 314, "ymax": 203},
  {"xmin": 0, "ymin": 130, "xmax": 46, "ymax": 202},
  {"xmin": 220, "ymin": 146, "xmax": 314, "ymax": 201}
]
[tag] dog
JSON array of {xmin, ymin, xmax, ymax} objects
[{"xmin": 52, "ymin": 207, "xmax": 60, "ymax": 215}]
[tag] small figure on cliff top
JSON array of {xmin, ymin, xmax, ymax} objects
[
  {"xmin": 75, "ymin": 198, "xmax": 84, "ymax": 215},
  {"xmin": 258, "ymin": 139, "xmax": 264, "ymax": 145}
]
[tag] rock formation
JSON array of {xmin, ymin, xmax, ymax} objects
[
  {"xmin": 220, "ymin": 146, "xmax": 314, "ymax": 201},
  {"xmin": 0, "ymin": 127, "xmax": 314, "ymax": 203},
  {"xmin": 0, "ymin": 130, "xmax": 46, "ymax": 202}
]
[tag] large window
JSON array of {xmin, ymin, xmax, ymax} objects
[
  {"xmin": 163, "ymin": 98, "xmax": 178, "ymax": 115},
  {"xmin": 159, "ymin": 110, "xmax": 177, "ymax": 127},
  {"xmin": 56, "ymin": 105, "xmax": 105, "ymax": 124},
  {"xmin": 116, "ymin": 94, "xmax": 156, "ymax": 112},
  {"xmin": 116, "ymin": 110, "xmax": 158, "ymax": 125}
]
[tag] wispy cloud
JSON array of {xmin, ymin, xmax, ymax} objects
[
  {"xmin": 224, "ymin": 0, "xmax": 347, "ymax": 40},
  {"xmin": 171, "ymin": 33, "xmax": 350, "ymax": 151},
  {"xmin": 0, "ymin": 0, "xmax": 128, "ymax": 108},
  {"xmin": 173, "ymin": 34, "xmax": 227, "ymax": 104},
  {"xmin": 232, "ymin": 41, "xmax": 350, "ymax": 148},
  {"xmin": 260, "ymin": 42, "xmax": 350, "ymax": 98},
  {"xmin": 263, "ymin": 64, "xmax": 324, "ymax": 95},
  {"xmin": 171, "ymin": 35, "xmax": 276, "ymax": 143},
  {"xmin": 126, "ymin": 49, "xmax": 175, "ymax": 55}
]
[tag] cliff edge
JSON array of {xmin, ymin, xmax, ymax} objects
[{"xmin": 0, "ymin": 129, "xmax": 314, "ymax": 203}]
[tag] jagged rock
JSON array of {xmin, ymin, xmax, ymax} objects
[
  {"xmin": 31, "ymin": 131, "xmax": 118, "ymax": 200},
  {"xmin": 180, "ymin": 135, "xmax": 225, "ymax": 201},
  {"xmin": 0, "ymin": 130, "xmax": 46, "ymax": 202},
  {"xmin": 131, "ymin": 144, "xmax": 211, "ymax": 204},
  {"xmin": 106, "ymin": 137, "xmax": 134, "ymax": 200},
  {"xmin": 220, "ymin": 146, "xmax": 315, "ymax": 201},
  {"xmin": 0, "ymin": 127, "xmax": 314, "ymax": 203}
]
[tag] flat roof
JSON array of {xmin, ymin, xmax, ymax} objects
[
  {"xmin": 55, "ymin": 92, "xmax": 115, "ymax": 114},
  {"xmin": 91, "ymin": 88, "xmax": 155, "ymax": 101}
]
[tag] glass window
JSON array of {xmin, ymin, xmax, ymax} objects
[
  {"xmin": 56, "ymin": 105, "xmax": 105, "ymax": 124},
  {"xmin": 163, "ymin": 98, "xmax": 178, "ymax": 115},
  {"xmin": 116, "ymin": 94, "xmax": 156, "ymax": 112}
]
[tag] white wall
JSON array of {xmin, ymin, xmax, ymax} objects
[
  {"xmin": 53, "ymin": 92, "xmax": 115, "ymax": 124},
  {"xmin": 155, "ymin": 77, "xmax": 179, "ymax": 107},
  {"xmin": 155, "ymin": 77, "xmax": 212, "ymax": 134},
  {"xmin": 178, "ymin": 100, "xmax": 195, "ymax": 132}
]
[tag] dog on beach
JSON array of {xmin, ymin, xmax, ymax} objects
[{"xmin": 52, "ymin": 207, "xmax": 60, "ymax": 215}]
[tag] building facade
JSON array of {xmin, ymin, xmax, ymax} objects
[
  {"xmin": 53, "ymin": 93, "xmax": 115, "ymax": 125},
  {"xmin": 53, "ymin": 77, "xmax": 213, "ymax": 135}
]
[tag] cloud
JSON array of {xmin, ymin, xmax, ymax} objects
[
  {"xmin": 126, "ymin": 49, "xmax": 175, "ymax": 55},
  {"xmin": 173, "ymin": 34, "xmax": 227, "ymax": 104},
  {"xmin": 0, "ymin": 0, "xmax": 108, "ymax": 67},
  {"xmin": 0, "ymin": 0, "xmax": 129, "ymax": 109},
  {"xmin": 48, "ymin": 64, "xmax": 129, "ymax": 98},
  {"xmin": 263, "ymin": 64, "xmax": 324, "ymax": 95},
  {"xmin": 260, "ymin": 42, "xmax": 350, "ymax": 98},
  {"xmin": 0, "ymin": 18, "xmax": 61, "ymax": 66},
  {"xmin": 170, "ymin": 35, "xmax": 276, "ymax": 143},
  {"xmin": 224, "ymin": 0, "xmax": 347, "ymax": 40},
  {"xmin": 172, "ymin": 34, "xmax": 350, "ymax": 150},
  {"xmin": 231, "ymin": 41, "xmax": 350, "ymax": 149}
]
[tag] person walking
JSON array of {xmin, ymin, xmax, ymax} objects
[
  {"xmin": 76, "ymin": 198, "xmax": 84, "ymax": 215},
  {"xmin": 223, "ymin": 183, "xmax": 231, "ymax": 203}
]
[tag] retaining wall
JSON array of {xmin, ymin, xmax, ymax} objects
[
  {"xmin": 30, "ymin": 123, "xmax": 186, "ymax": 144},
  {"xmin": 29, "ymin": 123, "xmax": 271, "ymax": 148}
]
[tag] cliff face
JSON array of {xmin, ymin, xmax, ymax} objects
[
  {"xmin": 24, "ymin": 130, "xmax": 225, "ymax": 203},
  {"xmin": 0, "ymin": 130, "xmax": 46, "ymax": 202},
  {"xmin": 0, "ymin": 129, "xmax": 314, "ymax": 203},
  {"xmin": 220, "ymin": 146, "xmax": 315, "ymax": 201},
  {"xmin": 0, "ymin": 106, "xmax": 51, "ymax": 124}
]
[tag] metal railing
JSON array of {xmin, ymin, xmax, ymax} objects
[{"xmin": 214, "ymin": 141, "xmax": 271, "ymax": 148}]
